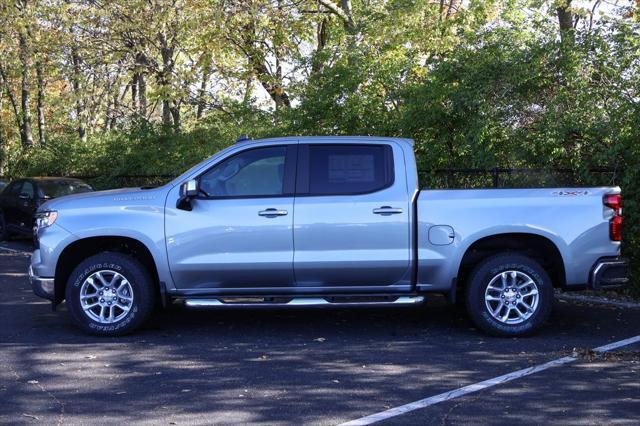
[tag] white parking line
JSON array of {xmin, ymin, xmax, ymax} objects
[{"xmin": 340, "ymin": 334, "xmax": 640, "ymax": 426}]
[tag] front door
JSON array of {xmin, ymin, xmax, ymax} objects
[
  {"xmin": 165, "ymin": 145, "xmax": 297, "ymax": 290},
  {"xmin": 293, "ymin": 142, "xmax": 412, "ymax": 289}
]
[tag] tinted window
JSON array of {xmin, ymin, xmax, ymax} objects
[
  {"xmin": 200, "ymin": 146, "xmax": 286, "ymax": 197},
  {"xmin": 21, "ymin": 181, "xmax": 35, "ymax": 198},
  {"xmin": 307, "ymin": 145, "xmax": 393, "ymax": 195},
  {"xmin": 4, "ymin": 181, "xmax": 23, "ymax": 196},
  {"xmin": 38, "ymin": 181, "xmax": 93, "ymax": 198}
]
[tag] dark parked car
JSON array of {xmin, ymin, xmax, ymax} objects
[{"xmin": 0, "ymin": 177, "xmax": 93, "ymax": 241}]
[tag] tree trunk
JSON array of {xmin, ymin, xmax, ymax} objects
[
  {"xmin": 70, "ymin": 44, "xmax": 86, "ymax": 142},
  {"xmin": 170, "ymin": 100, "xmax": 180, "ymax": 128},
  {"xmin": 36, "ymin": 61, "xmax": 45, "ymax": 146},
  {"xmin": 162, "ymin": 100, "xmax": 172, "ymax": 125},
  {"xmin": 196, "ymin": 63, "xmax": 211, "ymax": 120},
  {"xmin": 0, "ymin": 64, "xmax": 24, "ymax": 133},
  {"xmin": 110, "ymin": 83, "xmax": 129, "ymax": 130},
  {"xmin": 158, "ymin": 33, "xmax": 179, "ymax": 128},
  {"xmin": 340, "ymin": 0, "xmax": 355, "ymax": 30},
  {"xmin": 242, "ymin": 21, "xmax": 291, "ymax": 109},
  {"xmin": 312, "ymin": 16, "xmax": 329, "ymax": 74},
  {"xmin": 18, "ymin": 32, "xmax": 34, "ymax": 147},
  {"xmin": 557, "ymin": 0, "xmax": 575, "ymax": 43},
  {"xmin": 131, "ymin": 74, "xmax": 139, "ymax": 111},
  {"xmin": 138, "ymin": 72, "xmax": 147, "ymax": 117},
  {"xmin": 242, "ymin": 75, "xmax": 254, "ymax": 107},
  {"xmin": 318, "ymin": 0, "xmax": 355, "ymax": 32},
  {"xmin": 134, "ymin": 52, "xmax": 148, "ymax": 117}
]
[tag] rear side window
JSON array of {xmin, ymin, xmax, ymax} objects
[
  {"xmin": 304, "ymin": 144, "xmax": 394, "ymax": 195},
  {"xmin": 21, "ymin": 181, "xmax": 35, "ymax": 198}
]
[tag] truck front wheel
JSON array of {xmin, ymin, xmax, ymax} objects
[
  {"xmin": 465, "ymin": 254, "xmax": 553, "ymax": 336},
  {"xmin": 65, "ymin": 252, "xmax": 155, "ymax": 336}
]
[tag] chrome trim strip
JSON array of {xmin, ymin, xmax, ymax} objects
[
  {"xmin": 591, "ymin": 259, "xmax": 628, "ymax": 288},
  {"xmin": 185, "ymin": 296, "xmax": 425, "ymax": 308},
  {"xmin": 29, "ymin": 265, "xmax": 55, "ymax": 298}
]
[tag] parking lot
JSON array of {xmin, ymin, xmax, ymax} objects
[{"xmin": 1, "ymin": 240, "xmax": 639, "ymax": 425}]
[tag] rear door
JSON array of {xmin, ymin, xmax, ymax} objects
[{"xmin": 293, "ymin": 141, "xmax": 412, "ymax": 290}]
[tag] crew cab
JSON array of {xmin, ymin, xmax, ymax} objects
[{"xmin": 29, "ymin": 137, "xmax": 627, "ymax": 336}]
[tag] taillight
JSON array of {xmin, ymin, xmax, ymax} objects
[
  {"xmin": 610, "ymin": 215, "xmax": 623, "ymax": 241},
  {"xmin": 604, "ymin": 194, "xmax": 623, "ymax": 241},
  {"xmin": 604, "ymin": 194, "xmax": 622, "ymax": 214}
]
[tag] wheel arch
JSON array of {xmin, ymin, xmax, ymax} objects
[
  {"xmin": 456, "ymin": 232, "xmax": 566, "ymax": 292},
  {"xmin": 54, "ymin": 236, "xmax": 160, "ymax": 305}
]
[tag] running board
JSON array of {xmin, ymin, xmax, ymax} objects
[{"xmin": 184, "ymin": 296, "xmax": 425, "ymax": 309}]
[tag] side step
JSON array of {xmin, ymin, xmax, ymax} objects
[{"xmin": 184, "ymin": 296, "xmax": 425, "ymax": 309}]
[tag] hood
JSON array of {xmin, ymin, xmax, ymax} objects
[{"xmin": 39, "ymin": 187, "xmax": 167, "ymax": 212}]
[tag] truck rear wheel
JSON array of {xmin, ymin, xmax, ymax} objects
[
  {"xmin": 465, "ymin": 254, "xmax": 553, "ymax": 336},
  {"xmin": 65, "ymin": 252, "xmax": 155, "ymax": 336}
]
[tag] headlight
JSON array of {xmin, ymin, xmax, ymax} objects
[{"xmin": 35, "ymin": 210, "xmax": 58, "ymax": 229}]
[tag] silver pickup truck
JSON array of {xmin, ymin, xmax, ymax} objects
[{"xmin": 29, "ymin": 136, "xmax": 627, "ymax": 336}]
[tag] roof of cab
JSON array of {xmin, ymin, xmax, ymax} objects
[{"xmin": 236, "ymin": 135, "xmax": 414, "ymax": 146}]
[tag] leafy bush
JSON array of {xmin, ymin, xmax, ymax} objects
[{"xmin": 4, "ymin": 23, "xmax": 639, "ymax": 296}]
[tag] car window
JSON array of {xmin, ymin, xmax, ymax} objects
[
  {"xmin": 200, "ymin": 147, "xmax": 287, "ymax": 197},
  {"xmin": 21, "ymin": 181, "xmax": 35, "ymax": 198},
  {"xmin": 307, "ymin": 144, "xmax": 394, "ymax": 195},
  {"xmin": 38, "ymin": 181, "xmax": 93, "ymax": 198},
  {"xmin": 4, "ymin": 181, "xmax": 23, "ymax": 196}
]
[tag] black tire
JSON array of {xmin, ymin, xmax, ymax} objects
[
  {"xmin": 0, "ymin": 211, "xmax": 8, "ymax": 241},
  {"xmin": 465, "ymin": 253, "xmax": 553, "ymax": 337},
  {"xmin": 65, "ymin": 252, "xmax": 155, "ymax": 336}
]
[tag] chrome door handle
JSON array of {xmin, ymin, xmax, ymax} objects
[
  {"xmin": 258, "ymin": 208, "xmax": 288, "ymax": 217},
  {"xmin": 373, "ymin": 206, "xmax": 403, "ymax": 215}
]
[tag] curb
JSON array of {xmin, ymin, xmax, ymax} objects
[{"xmin": 556, "ymin": 292, "xmax": 640, "ymax": 309}]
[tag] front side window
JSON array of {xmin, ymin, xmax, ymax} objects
[
  {"xmin": 200, "ymin": 146, "xmax": 287, "ymax": 197},
  {"xmin": 3, "ymin": 182, "xmax": 21, "ymax": 196},
  {"xmin": 307, "ymin": 144, "xmax": 394, "ymax": 195}
]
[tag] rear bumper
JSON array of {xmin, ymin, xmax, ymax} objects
[
  {"xmin": 29, "ymin": 265, "xmax": 55, "ymax": 301},
  {"xmin": 590, "ymin": 257, "xmax": 628, "ymax": 290}
]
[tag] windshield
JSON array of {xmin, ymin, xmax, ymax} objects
[{"xmin": 39, "ymin": 181, "xmax": 93, "ymax": 198}]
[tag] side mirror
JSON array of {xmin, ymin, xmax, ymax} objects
[
  {"xmin": 177, "ymin": 179, "xmax": 199, "ymax": 211},
  {"xmin": 180, "ymin": 179, "xmax": 199, "ymax": 198},
  {"xmin": 19, "ymin": 192, "xmax": 31, "ymax": 200}
]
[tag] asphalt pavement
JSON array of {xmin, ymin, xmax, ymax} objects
[{"xmin": 0, "ymin": 239, "xmax": 638, "ymax": 425}]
